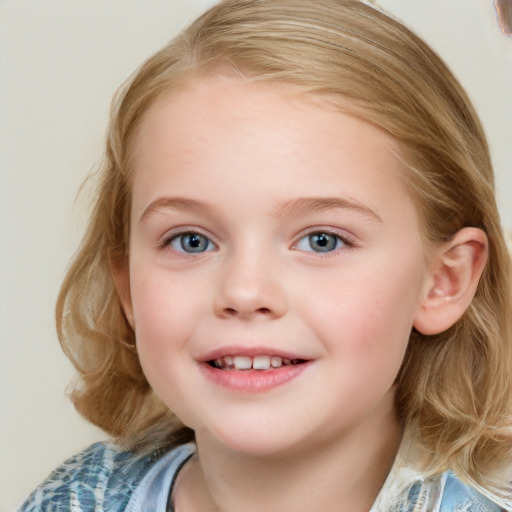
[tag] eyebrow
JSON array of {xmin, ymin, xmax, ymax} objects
[
  {"xmin": 140, "ymin": 197, "xmax": 220, "ymax": 223},
  {"xmin": 273, "ymin": 197, "xmax": 382, "ymax": 222},
  {"xmin": 140, "ymin": 195, "xmax": 382, "ymax": 223}
]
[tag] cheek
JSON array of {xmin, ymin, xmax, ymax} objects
[
  {"xmin": 129, "ymin": 272, "xmax": 190, "ymax": 364},
  {"xmin": 130, "ymin": 275, "xmax": 196, "ymax": 412},
  {"xmin": 304, "ymin": 256, "xmax": 424, "ymax": 364}
]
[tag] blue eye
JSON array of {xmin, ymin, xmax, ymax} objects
[
  {"xmin": 169, "ymin": 232, "xmax": 215, "ymax": 253},
  {"xmin": 295, "ymin": 232, "xmax": 345, "ymax": 253}
]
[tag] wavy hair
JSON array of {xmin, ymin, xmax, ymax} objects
[{"xmin": 57, "ymin": 0, "xmax": 512, "ymax": 492}]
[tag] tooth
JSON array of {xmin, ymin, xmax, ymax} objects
[
  {"xmin": 215, "ymin": 358, "xmax": 224, "ymax": 369},
  {"xmin": 234, "ymin": 356, "xmax": 252, "ymax": 370},
  {"xmin": 253, "ymin": 356, "xmax": 270, "ymax": 370},
  {"xmin": 271, "ymin": 356, "xmax": 282, "ymax": 368},
  {"xmin": 224, "ymin": 355, "xmax": 234, "ymax": 366},
  {"xmin": 283, "ymin": 358, "xmax": 291, "ymax": 366}
]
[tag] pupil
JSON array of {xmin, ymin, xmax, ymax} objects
[
  {"xmin": 188, "ymin": 234, "xmax": 201, "ymax": 248},
  {"xmin": 316, "ymin": 234, "xmax": 328, "ymax": 246},
  {"xmin": 310, "ymin": 233, "xmax": 336, "ymax": 252},
  {"xmin": 182, "ymin": 233, "xmax": 207, "ymax": 252}
]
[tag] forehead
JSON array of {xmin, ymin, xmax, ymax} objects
[
  {"xmin": 135, "ymin": 75, "xmax": 395, "ymax": 146},
  {"xmin": 130, "ymin": 77, "xmax": 414, "ymax": 225},
  {"xmin": 133, "ymin": 77, "xmax": 401, "ymax": 166}
]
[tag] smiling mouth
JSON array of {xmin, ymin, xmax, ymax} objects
[{"xmin": 208, "ymin": 355, "xmax": 308, "ymax": 371}]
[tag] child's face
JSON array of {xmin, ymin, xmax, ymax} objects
[{"xmin": 121, "ymin": 77, "xmax": 432, "ymax": 456}]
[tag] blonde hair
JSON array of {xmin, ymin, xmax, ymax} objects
[{"xmin": 57, "ymin": 0, "xmax": 512, "ymax": 492}]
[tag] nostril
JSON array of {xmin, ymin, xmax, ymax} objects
[
  {"xmin": 221, "ymin": 306, "xmax": 273, "ymax": 317},
  {"xmin": 223, "ymin": 307, "xmax": 272, "ymax": 315}
]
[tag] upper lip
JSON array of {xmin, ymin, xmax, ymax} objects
[{"xmin": 198, "ymin": 345, "xmax": 312, "ymax": 362}]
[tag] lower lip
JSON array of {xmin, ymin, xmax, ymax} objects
[{"xmin": 199, "ymin": 362, "xmax": 310, "ymax": 392}]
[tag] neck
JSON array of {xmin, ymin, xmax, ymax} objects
[{"xmin": 174, "ymin": 404, "xmax": 403, "ymax": 512}]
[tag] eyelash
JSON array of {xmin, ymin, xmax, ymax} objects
[
  {"xmin": 161, "ymin": 228, "xmax": 354, "ymax": 256},
  {"xmin": 293, "ymin": 229, "xmax": 354, "ymax": 254},
  {"xmin": 162, "ymin": 229, "xmax": 217, "ymax": 254}
]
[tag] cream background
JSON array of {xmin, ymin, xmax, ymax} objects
[{"xmin": 1, "ymin": 1, "xmax": 510, "ymax": 510}]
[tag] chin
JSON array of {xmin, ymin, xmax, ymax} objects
[{"xmin": 195, "ymin": 421, "xmax": 305, "ymax": 459}]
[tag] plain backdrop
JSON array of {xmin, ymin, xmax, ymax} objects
[{"xmin": 1, "ymin": 1, "xmax": 510, "ymax": 509}]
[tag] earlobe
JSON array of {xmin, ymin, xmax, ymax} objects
[
  {"xmin": 413, "ymin": 227, "xmax": 488, "ymax": 336},
  {"xmin": 110, "ymin": 256, "xmax": 135, "ymax": 328}
]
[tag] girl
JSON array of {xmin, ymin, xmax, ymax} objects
[{"xmin": 19, "ymin": 0, "xmax": 512, "ymax": 510}]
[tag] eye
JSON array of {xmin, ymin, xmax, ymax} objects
[
  {"xmin": 168, "ymin": 232, "xmax": 215, "ymax": 253},
  {"xmin": 294, "ymin": 232, "xmax": 346, "ymax": 253}
]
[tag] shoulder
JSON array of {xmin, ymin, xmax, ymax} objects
[
  {"xmin": 395, "ymin": 471, "xmax": 511, "ymax": 512},
  {"xmin": 18, "ymin": 441, "xmax": 162, "ymax": 512},
  {"xmin": 383, "ymin": 429, "xmax": 512, "ymax": 512},
  {"xmin": 439, "ymin": 471, "xmax": 512, "ymax": 512}
]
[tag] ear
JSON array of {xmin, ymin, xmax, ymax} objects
[
  {"xmin": 110, "ymin": 255, "xmax": 135, "ymax": 329},
  {"xmin": 413, "ymin": 227, "xmax": 488, "ymax": 335}
]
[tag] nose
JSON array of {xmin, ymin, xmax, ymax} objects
[{"xmin": 213, "ymin": 250, "xmax": 288, "ymax": 321}]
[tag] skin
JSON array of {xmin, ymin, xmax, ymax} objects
[{"xmin": 114, "ymin": 77, "xmax": 486, "ymax": 511}]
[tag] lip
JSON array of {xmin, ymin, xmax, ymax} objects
[
  {"xmin": 199, "ymin": 360, "xmax": 312, "ymax": 392},
  {"xmin": 197, "ymin": 345, "xmax": 313, "ymax": 393},
  {"xmin": 198, "ymin": 345, "xmax": 308, "ymax": 362}
]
